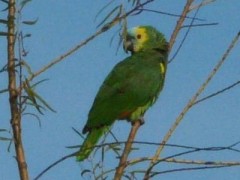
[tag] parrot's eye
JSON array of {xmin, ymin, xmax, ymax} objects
[{"xmin": 136, "ymin": 34, "xmax": 142, "ymax": 39}]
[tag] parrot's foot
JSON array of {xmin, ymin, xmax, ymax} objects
[
  {"xmin": 131, "ymin": 117, "xmax": 144, "ymax": 126},
  {"xmin": 139, "ymin": 117, "xmax": 145, "ymax": 125}
]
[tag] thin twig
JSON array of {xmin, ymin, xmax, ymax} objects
[
  {"xmin": 129, "ymin": 141, "xmax": 240, "ymax": 166},
  {"xmin": 194, "ymin": 80, "xmax": 240, "ymax": 105},
  {"xmin": 168, "ymin": 0, "xmax": 194, "ymax": 52},
  {"xmin": 181, "ymin": 22, "xmax": 218, "ymax": 28},
  {"xmin": 0, "ymin": 88, "xmax": 8, "ymax": 94},
  {"xmin": 139, "ymin": 8, "xmax": 205, "ymax": 21},
  {"xmin": 68, "ymin": 140, "xmax": 240, "ymax": 152},
  {"xmin": 190, "ymin": 0, "xmax": 216, "ymax": 11},
  {"xmin": 129, "ymin": 157, "xmax": 240, "ymax": 167},
  {"xmin": 169, "ymin": 0, "xmax": 201, "ymax": 63},
  {"xmin": 27, "ymin": 28, "xmax": 103, "ymax": 82},
  {"xmin": 150, "ymin": 165, "xmax": 234, "ymax": 177},
  {"xmin": 114, "ymin": 120, "xmax": 142, "ymax": 180},
  {"xmin": 164, "ymin": 158, "xmax": 240, "ymax": 166},
  {"xmin": 33, "ymin": 152, "xmax": 77, "ymax": 180}
]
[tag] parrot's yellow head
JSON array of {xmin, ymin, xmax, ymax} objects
[{"xmin": 123, "ymin": 26, "xmax": 168, "ymax": 54}]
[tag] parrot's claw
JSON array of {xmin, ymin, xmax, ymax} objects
[
  {"xmin": 139, "ymin": 117, "xmax": 145, "ymax": 125},
  {"xmin": 131, "ymin": 117, "xmax": 145, "ymax": 126}
]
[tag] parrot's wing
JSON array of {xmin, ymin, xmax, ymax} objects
[{"xmin": 83, "ymin": 54, "xmax": 165, "ymax": 133}]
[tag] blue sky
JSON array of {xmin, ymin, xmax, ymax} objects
[{"xmin": 1, "ymin": 0, "xmax": 240, "ymax": 179}]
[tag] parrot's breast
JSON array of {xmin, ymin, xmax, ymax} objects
[{"xmin": 129, "ymin": 96, "xmax": 156, "ymax": 121}]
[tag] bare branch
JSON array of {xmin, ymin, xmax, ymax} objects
[
  {"xmin": 194, "ymin": 80, "xmax": 240, "ymax": 105},
  {"xmin": 7, "ymin": 0, "xmax": 29, "ymax": 179},
  {"xmin": 27, "ymin": 28, "xmax": 105, "ymax": 82},
  {"xmin": 33, "ymin": 152, "xmax": 77, "ymax": 180},
  {"xmin": 164, "ymin": 158, "xmax": 240, "ymax": 166},
  {"xmin": 114, "ymin": 120, "xmax": 142, "ymax": 180},
  {"xmin": 129, "ymin": 157, "xmax": 240, "ymax": 167},
  {"xmin": 181, "ymin": 22, "xmax": 218, "ymax": 28},
  {"xmin": 169, "ymin": 1, "xmax": 201, "ymax": 63},
  {"xmin": 139, "ymin": 8, "xmax": 205, "ymax": 21},
  {"xmin": 168, "ymin": 0, "xmax": 194, "ymax": 52},
  {"xmin": 190, "ymin": 0, "xmax": 216, "ymax": 11},
  {"xmin": 150, "ymin": 165, "xmax": 235, "ymax": 177}
]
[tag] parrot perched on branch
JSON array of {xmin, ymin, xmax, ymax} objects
[{"xmin": 77, "ymin": 25, "xmax": 168, "ymax": 161}]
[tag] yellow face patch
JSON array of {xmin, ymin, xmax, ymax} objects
[{"xmin": 134, "ymin": 27, "xmax": 149, "ymax": 52}]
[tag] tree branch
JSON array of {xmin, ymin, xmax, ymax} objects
[
  {"xmin": 34, "ymin": 152, "xmax": 77, "ymax": 180},
  {"xmin": 150, "ymin": 164, "xmax": 235, "ymax": 178},
  {"xmin": 190, "ymin": 0, "xmax": 216, "ymax": 11},
  {"xmin": 129, "ymin": 157, "xmax": 240, "ymax": 167},
  {"xmin": 193, "ymin": 80, "xmax": 240, "ymax": 106},
  {"xmin": 168, "ymin": 0, "xmax": 194, "ymax": 52},
  {"xmin": 7, "ymin": 0, "xmax": 29, "ymax": 179},
  {"xmin": 114, "ymin": 120, "xmax": 142, "ymax": 180}
]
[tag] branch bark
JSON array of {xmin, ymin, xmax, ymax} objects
[
  {"xmin": 114, "ymin": 120, "xmax": 142, "ymax": 180},
  {"xmin": 7, "ymin": 0, "xmax": 29, "ymax": 179},
  {"xmin": 168, "ymin": 0, "xmax": 194, "ymax": 52}
]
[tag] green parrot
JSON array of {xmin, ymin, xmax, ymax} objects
[{"xmin": 77, "ymin": 25, "xmax": 168, "ymax": 161}]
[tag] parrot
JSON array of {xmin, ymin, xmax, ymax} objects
[{"xmin": 76, "ymin": 25, "xmax": 168, "ymax": 161}]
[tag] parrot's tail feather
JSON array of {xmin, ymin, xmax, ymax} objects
[{"xmin": 76, "ymin": 126, "xmax": 110, "ymax": 161}]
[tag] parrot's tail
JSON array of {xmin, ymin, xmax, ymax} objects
[{"xmin": 76, "ymin": 126, "xmax": 110, "ymax": 161}]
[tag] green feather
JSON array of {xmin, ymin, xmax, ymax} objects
[{"xmin": 76, "ymin": 126, "xmax": 110, "ymax": 161}]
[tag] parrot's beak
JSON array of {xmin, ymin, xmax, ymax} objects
[{"xmin": 123, "ymin": 35, "xmax": 135, "ymax": 53}]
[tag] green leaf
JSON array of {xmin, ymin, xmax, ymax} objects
[
  {"xmin": 24, "ymin": 79, "xmax": 44, "ymax": 114},
  {"xmin": 24, "ymin": 78, "xmax": 56, "ymax": 114},
  {"xmin": 21, "ymin": 60, "xmax": 33, "ymax": 75},
  {"xmin": 97, "ymin": 5, "xmax": 121, "ymax": 28},
  {"xmin": 23, "ymin": 112, "xmax": 41, "ymax": 127},
  {"xmin": 132, "ymin": 0, "xmax": 140, "ymax": 7},
  {"xmin": 32, "ymin": 89, "xmax": 56, "ymax": 113},
  {"xmin": 95, "ymin": 0, "xmax": 115, "ymax": 21},
  {"xmin": 1, "ymin": 6, "xmax": 9, "ymax": 11},
  {"xmin": 109, "ymin": 27, "xmax": 120, "ymax": 47},
  {"xmin": 105, "ymin": 144, "xmax": 121, "ymax": 157},
  {"xmin": 22, "ymin": 18, "xmax": 38, "ymax": 25},
  {"xmin": 0, "ymin": 88, "xmax": 8, "ymax": 94},
  {"xmin": 81, "ymin": 169, "xmax": 91, "ymax": 177},
  {"xmin": 0, "ymin": 19, "xmax": 8, "ymax": 24},
  {"xmin": 31, "ymin": 79, "xmax": 49, "ymax": 89},
  {"xmin": 23, "ymin": 33, "xmax": 31, "ymax": 38},
  {"xmin": 0, "ymin": 31, "xmax": 8, "ymax": 36},
  {"xmin": 0, "ymin": 0, "xmax": 8, "ymax": 4},
  {"xmin": 25, "ymin": 97, "xmax": 45, "ymax": 115},
  {"xmin": 0, "ymin": 64, "xmax": 7, "ymax": 73},
  {"xmin": 72, "ymin": 127, "xmax": 85, "ymax": 140},
  {"xmin": 20, "ymin": 0, "xmax": 32, "ymax": 10},
  {"xmin": 0, "ymin": 136, "xmax": 11, "ymax": 141},
  {"xmin": 115, "ymin": 14, "xmax": 127, "ymax": 54}
]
